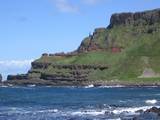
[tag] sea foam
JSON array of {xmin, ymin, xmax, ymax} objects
[
  {"xmin": 145, "ymin": 99, "xmax": 157, "ymax": 104},
  {"xmin": 84, "ymin": 84, "xmax": 94, "ymax": 88}
]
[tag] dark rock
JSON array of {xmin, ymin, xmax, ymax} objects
[
  {"xmin": 40, "ymin": 74, "xmax": 75, "ymax": 81},
  {"xmin": 145, "ymin": 107, "xmax": 160, "ymax": 116},
  {"xmin": 37, "ymin": 64, "xmax": 108, "ymax": 82},
  {"xmin": 77, "ymin": 27, "xmax": 106, "ymax": 53},
  {"xmin": 54, "ymin": 52, "xmax": 65, "ymax": 56},
  {"xmin": 42, "ymin": 53, "xmax": 48, "ymax": 57},
  {"xmin": 133, "ymin": 107, "xmax": 160, "ymax": 120},
  {"xmin": 77, "ymin": 37, "xmax": 97, "ymax": 52},
  {"xmin": 0, "ymin": 74, "xmax": 2, "ymax": 82},
  {"xmin": 7, "ymin": 74, "xmax": 28, "ymax": 80},
  {"xmin": 31, "ymin": 62, "xmax": 51, "ymax": 69},
  {"xmin": 108, "ymin": 8, "xmax": 160, "ymax": 28}
]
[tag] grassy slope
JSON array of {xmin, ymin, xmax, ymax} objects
[{"xmin": 33, "ymin": 24, "xmax": 160, "ymax": 83}]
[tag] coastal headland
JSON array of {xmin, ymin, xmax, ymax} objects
[{"xmin": 2, "ymin": 8, "xmax": 160, "ymax": 86}]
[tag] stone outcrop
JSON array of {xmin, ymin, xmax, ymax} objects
[
  {"xmin": 0, "ymin": 74, "xmax": 2, "ymax": 82},
  {"xmin": 42, "ymin": 51, "xmax": 78, "ymax": 57},
  {"xmin": 108, "ymin": 8, "xmax": 160, "ymax": 28},
  {"xmin": 7, "ymin": 74, "xmax": 28, "ymax": 80},
  {"xmin": 77, "ymin": 28, "xmax": 106, "ymax": 52},
  {"xmin": 31, "ymin": 62, "xmax": 51, "ymax": 69},
  {"xmin": 4, "ymin": 8, "xmax": 160, "ymax": 86},
  {"xmin": 6, "ymin": 61, "xmax": 109, "ymax": 85},
  {"xmin": 32, "ymin": 62, "xmax": 108, "ymax": 70},
  {"xmin": 77, "ymin": 9, "xmax": 160, "ymax": 53},
  {"xmin": 133, "ymin": 107, "xmax": 160, "ymax": 120},
  {"xmin": 31, "ymin": 62, "xmax": 108, "ymax": 82},
  {"xmin": 145, "ymin": 107, "xmax": 160, "ymax": 115}
]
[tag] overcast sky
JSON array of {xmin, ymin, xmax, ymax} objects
[{"xmin": 0, "ymin": 0, "xmax": 160, "ymax": 79}]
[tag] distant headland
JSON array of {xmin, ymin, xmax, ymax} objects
[{"xmin": 1, "ymin": 8, "xmax": 160, "ymax": 86}]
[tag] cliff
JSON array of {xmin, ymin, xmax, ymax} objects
[
  {"xmin": 108, "ymin": 8, "xmax": 160, "ymax": 28},
  {"xmin": 5, "ymin": 8, "xmax": 160, "ymax": 86}
]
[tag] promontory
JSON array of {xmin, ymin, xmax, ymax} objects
[{"xmin": 4, "ymin": 8, "xmax": 160, "ymax": 86}]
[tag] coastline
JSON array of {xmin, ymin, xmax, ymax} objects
[{"xmin": 1, "ymin": 79, "xmax": 160, "ymax": 87}]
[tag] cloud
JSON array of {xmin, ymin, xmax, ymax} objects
[
  {"xmin": 0, "ymin": 60, "xmax": 33, "ymax": 80},
  {"xmin": 0, "ymin": 60, "xmax": 33, "ymax": 68},
  {"xmin": 54, "ymin": 0, "xmax": 78, "ymax": 13},
  {"xmin": 50, "ymin": 0, "xmax": 106, "ymax": 13},
  {"xmin": 83, "ymin": 0, "xmax": 104, "ymax": 5}
]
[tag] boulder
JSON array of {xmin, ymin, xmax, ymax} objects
[{"xmin": 145, "ymin": 107, "xmax": 160, "ymax": 116}]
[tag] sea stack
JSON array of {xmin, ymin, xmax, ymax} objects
[{"xmin": 0, "ymin": 74, "xmax": 2, "ymax": 82}]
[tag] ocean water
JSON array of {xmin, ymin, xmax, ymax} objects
[{"xmin": 0, "ymin": 86, "xmax": 160, "ymax": 120}]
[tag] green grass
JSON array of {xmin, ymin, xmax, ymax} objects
[{"xmin": 31, "ymin": 23, "xmax": 160, "ymax": 82}]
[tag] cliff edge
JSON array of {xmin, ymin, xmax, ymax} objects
[{"xmin": 5, "ymin": 8, "xmax": 160, "ymax": 86}]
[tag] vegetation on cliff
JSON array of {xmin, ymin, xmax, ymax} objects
[{"xmin": 6, "ymin": 8, "xmax": 160, "ymax": 85}]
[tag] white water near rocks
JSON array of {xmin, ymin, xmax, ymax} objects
[{"xmin": 0, "ymin": 86, "xmax": 160, "ymax": 120}]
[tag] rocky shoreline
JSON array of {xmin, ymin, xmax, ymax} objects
[
  {"xmin": 1, "ymin": 78, "xmax": 160, "ymax": 87},
  {"xmin": 133, "ymin": 107, "xmax": 160, "ymax": 120}
]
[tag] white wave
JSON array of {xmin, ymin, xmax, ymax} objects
[
  {"xmin": 145, "ymin": 99, "xmax": 157, "ymax": 104},
  {"xmin": 2, "ymin": 106, "xmax": 160, "ymax": 118},
  {"xmin": 84, "ymin": 84, "xmax": 94, "ymax": 88},
  {"xmin": 1, "ymin": 107, "xmax": 59, "ymax": 115},
  {"xmin": 99, "ymin": 85, "xmax": 125, "ymax": 88},
  {"xmin": 71, "ymin": 110, "xmax": 106, "ymax": 116},
  {"xmin": 1, "ymin": 85, "xmax": 8, "ymax": 88},
  {"xmin": 108, "ymin": 118, "xmax": 121, "ymax": 120},
  {"xmin": 36, "ymin": 109, "xmax": 58, "ymax": 113},
  {"xmin": 68, "ymin": 106, "xmax": 158, "ymax": 117},
  {"xmin": 119, "ymin": 100, "xmax": 127, "ymax": 103},
  {"xmin": 27, "ymin": 84, "xmax": 36, "ymax": 87},
  {"xmin": 112, "ymin": 106, "xmax": 159, "ymax": 115}
]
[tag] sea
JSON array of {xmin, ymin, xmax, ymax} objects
[{"xmin": 0, "ymin": 85, "xmax": 160, "ymax": 120}]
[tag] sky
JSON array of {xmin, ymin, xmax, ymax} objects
[{"xmin": 0, "ymin": 0, "xmax": 160, "ymax": 79}]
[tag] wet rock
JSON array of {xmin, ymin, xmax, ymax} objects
[{"xmin": 145, "ymin": 107, "xmax": 160, "ymax": 116}]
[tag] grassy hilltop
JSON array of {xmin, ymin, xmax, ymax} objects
[{"xmin": 6, "ymin": 8, "xmax": 160, "ymax": 85}]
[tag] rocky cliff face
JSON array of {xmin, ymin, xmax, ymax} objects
[
  {"xmin": 77, "ymin": 9, "xmax": 160, "ymax": 53},
  {"xmin": 7, "ymin": 74, "xmax": 28, "ymax": 80},
  {"xmin": 108, "ymin": 8, "xmax": 160, "ymax": 28},
  {"xmin": 77, "ymin": 28, "xmax": 107, "ymax": 52},
  {"xmin": 6, "ymin": 61, "xmax": 108, "ymax": 86},
  {"xmin": 5, "ymin": 8, "xmax": 160, "ymax": 86}
]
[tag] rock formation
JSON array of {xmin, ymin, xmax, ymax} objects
[
  {"xmin": 108, "ymin": 8, "xmax": 160, "ymax": 28},
  {"xmin": 133, "ymin": 107, "xmax": 160, "ymax": 120},
  {"xmin": 7, "ymin": 74, "xmax": 28, "ymax": 81},
  {"xmin": 4, "ymin": 8, "xmax": 160, "ymax": 86},
  {"xmin": 77, "ymin": 28, "xmax": 106, "ymax": 52},
  {"xmin": 0, "ymin": 74, "xmax": 2, "ymax": 82},
  {"xmin": 145, "ymin": 107, "xmax": 160, "ymax": 115}
]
